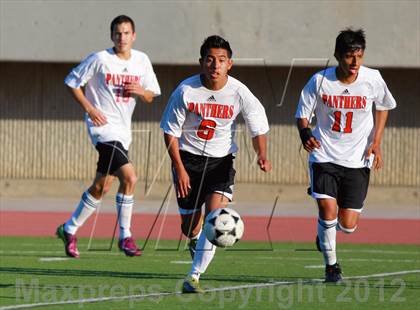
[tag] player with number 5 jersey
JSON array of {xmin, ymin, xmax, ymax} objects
[
  {"xmin": 295, "ymin": 28, "xmax": 396, "ymax": 283},
  {"xmin": 160, "ymin": 35, "xmax": 270, "ymax": 293}
]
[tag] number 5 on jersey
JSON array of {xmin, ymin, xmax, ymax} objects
[
  {"xmin": 332, "ymin": 111, "xmax": 353, "ymax": 133},
  {"xmin": 197, "ymin": 119, "xmax": 217, "ymax": 140}
]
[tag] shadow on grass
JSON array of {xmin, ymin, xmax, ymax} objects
[
  {"xmin": 0, "ymin": 267, "xmax": 185, "ymax": 281},
  {"xmin": 1, "ymin": 266, "xmax": 310, "ymax": 284},
  {"xmin": 2, "ymin": 267, "xmax": 420, "ymax": 289}
]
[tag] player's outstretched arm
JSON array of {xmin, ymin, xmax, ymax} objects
[
  {"xmin": 365, "ymin": 110, "xmax": 389, "ymax": 170},
  {"xmin": 67, "ymin": 86, "xmax": 107, "ymax": 126},
  {"xmin": 164, "ymin": 133, "xmax": 191, "ymax": 198},
  {"xmin": 252, "ymin": 134, "xmax": 271, "ymax": 172},
  {"xmin": 296, "ymin": 118, "xmax": 320, "ymax": 153}
]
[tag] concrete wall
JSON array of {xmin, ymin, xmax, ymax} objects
[
  {"xmin": 0, "ymin": 0, "xmax": 419, "ymax": 67},
  {"xmin": 1, "ymin": 62, "xmax": 418, "ymax": 186}
]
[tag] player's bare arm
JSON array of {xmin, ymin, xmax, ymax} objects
[
  {"xmin": 123, "ymin": 81, "xmax": 155, "ymax": 104},
  {"xmin": 164, "ymin": 133, "xmax": 191, "ymax": 198},
  {"xmin": 296, "ymin": 118, "xmax": 321, "ymax": 152},
  {"xmin": 366, "ymin": 110, "xmax": 389, "ymax": 170},
  {"xmin": 252, "ymin": 134, "xmax": 271, "ymax": 172},
  {"xmin": 67, "ymin": 86, "xmax": 107, "ymax": 126}
]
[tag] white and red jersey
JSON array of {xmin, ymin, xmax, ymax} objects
[
  {"xmin": 295, "ymin": 66, "xmax": 396, "ymax": 168},
  {"xmin": 160, "ymin": 74, "xmax": 269, "ymax": 157},
  {"xmin": 65, "ymin": 48, "xmax": 161, "ymax": 150}
]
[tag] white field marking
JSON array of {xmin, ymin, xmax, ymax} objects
[
  {"xmin": 0, "ymin": 250, "xmax": 121, "ymax": 256},
  {"xmin": 304, "ymin": 265, "xmax": 324, "ymax": 269},
  {"xmin": 345, "ymin": 269, "xmax": 420, "ymax": 280},
  {"xmin": 170, "ymin": 260, "xmax": 191, "ymax": 264},
  {"xmin": 293, "ymin": 248, "xmax": 420, "ymax": 255},
  {"xmin": 337, "ymin": 249, "xmax": 420, "ymax": 255},
  {"xmin": 256, "ymin": 256, "xmax": 419, "ymax": 263},
  {"xmin": 0, "ymin": 250, "xmax": 193, "ymax": 258},
  {"xmin": 1, "ymin": 250, "xmax": 419, "ymax": 263},
  {"xmin": 0, "ymin": 291, "xmax": 176, "ymax": 310},
  {"xmin": 346, "ymin": 258, "xmax": 419, "ymax": 263},
  {"xmin": 39, "ymin": 257, "xmax": 69, "ymax": 262},
  {"xmin": 2, "ymin": 269, "xmax": 420, "ymax": 310},
  {"xmin": 206, "ymin": 269, "xmax": 420, "ymax": 293},
  {"xmin": 6, "ymin": 247, "xmax": 420, "ymax": 256}
]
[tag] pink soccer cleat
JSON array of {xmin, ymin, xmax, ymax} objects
[
  {"xmin": 118, "ymin": 237, "xmax": 142, "ymax": 257},
  {"xmin": 56, "ymin": 224, "xmax": 80, "ymax": 258}
]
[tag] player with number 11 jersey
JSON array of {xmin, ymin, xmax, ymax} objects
[{"xmin": 295, "ymin": 28, "xmax": 396, "ymax": 283}]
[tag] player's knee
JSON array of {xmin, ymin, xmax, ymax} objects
[
  {"xmin": 90, "ymin": 183, "xmax": 109, "ymax": 197},
  {"xmin": 102, "ymin": 182, "xmax": 113, "ymax": 195},
  {"xmin": 123, "ymin": 174, "xmax": 138, "ymax": 187},
  {"xmin": 337, "ymin": 221, "xmax": 357, "ymax": 234}
]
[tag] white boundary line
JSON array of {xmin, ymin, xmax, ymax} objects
[
  {"xmin": 2, "ymin": 269, "xmax": 419, "ymax": 310},
  {"xmin": 2, "ymin": 250, "xmax": 418, "ymax": 263},
  {"xmin": 2, "ymin": 248, "xmax": 419, "ymax": 255}
]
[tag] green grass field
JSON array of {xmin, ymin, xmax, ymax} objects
[{"xmin": 0, "ymin": 236, "xmax": 419, "ymax": 309}]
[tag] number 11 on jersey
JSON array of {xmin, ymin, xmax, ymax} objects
[{"xmin": 332, "ymin": 111, "xmax": 353, "ymax": 133}]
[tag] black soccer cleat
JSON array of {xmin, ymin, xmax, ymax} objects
[{"xmin": 325, "ymin": 263, "xmax": 343, "ymax": 283}]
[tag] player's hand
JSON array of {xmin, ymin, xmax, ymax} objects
[
  {"xmin": 366, "ymin": 143, "xmax": 383, "ymax": 170},
  {"xmin": 87, "ymin": 107, "xmax": 107, "ymax": 126},
  {"xmin": 175, "ymin": 167, "xmax": 191, "ymax": 198},
  {"xmin": 303, "ymin": 137, "xmax": 321, "ymax": 153},
  {"xmin": 299, "ymin": 127, "xmax": 320, "ymax": 153},
  {"xmin": 257, "ymin": 156, "xmax": 272, "ymax": 172},
  {"xmin": 123, "ymin": 81, "xmax": 145, "ymax": 97}
]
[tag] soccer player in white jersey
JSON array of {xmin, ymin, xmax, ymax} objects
[
  {"xmin": 160, "ymin": 35, "xmax": 271, "ymax": 293},
  {"xmin": 295, "ymin": 29, "xmax": 396, "ymax": 282},
  {"xmin": 56, "ymin": 15, "xmax": 161, "ymax": 258}
]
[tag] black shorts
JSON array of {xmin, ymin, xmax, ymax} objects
[
  {"xmin": 95, "ymin": 141, "xmax": 130, "ymax": 175},
  {"xmin": 174, "ymin": 150, "xmax": 236, "ymax": 213},
  {"xmin": 309, "ymin": 162, "xmax": 370, "ymax": 211}
]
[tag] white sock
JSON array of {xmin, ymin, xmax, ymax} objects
[
  {"xmin": 64, "ymin": 191, "xmax": 101, "ymax": 235},
  {"xmin": 116, "ymin": 193, "xmax": 134, "ymax": 240},
  {"xmin": 317, "ymin": 218, "xmax": 337, "ymax": 265},
  {"xmin": 337, "ymin": 221, "xmax": 357, "ymax": 234},
  {"xmin": 189, "ymin": 230, "xmax": 216, "ymax": 276}
]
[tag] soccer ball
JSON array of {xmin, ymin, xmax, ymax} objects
[{"xmin": 204, "ymin": 208, "xmax": 244, "ymax": 247}]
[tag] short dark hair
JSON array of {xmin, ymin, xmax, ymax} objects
[
  {"xmin": 200, "ymin": 35, "xmax": 233, "ymax": 58},
  {"xmin": 110, "ymin": 15, "xmax": 135, "ymax": 34},
  {"xmin": 335, "ymin": 28, "xmax": 366, "ymax": 57}
]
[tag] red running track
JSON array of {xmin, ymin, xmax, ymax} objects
[{"xmin": 0, "ymin": 211, "xmax": 419, "ymax": 244}]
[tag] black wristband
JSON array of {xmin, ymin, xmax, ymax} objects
[{"xmin": 299, "ymin": 127, "xmax": 313, "ymax": 144}]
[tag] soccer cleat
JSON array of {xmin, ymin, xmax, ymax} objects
[
  {"xmin": 188, "ymin": 238, "xmax": 197, "ymax": 259},
  {"xmin": 118, "ymin": 237, "xmax": 142, "ymax": 257},
  {"xmin": 56, "ymin": 224, "xmax": 80, "ymax": 258},
  {"xmin": 325, "ymin": 263, "xmax": 343, "ymax": 283},
  {"xmin": 182, "ymin": 276, "xmax": 204, "ymax": 294},
  {"xmin": 315, "ymin": 235, "xmax": 321, "ymax": 252}
]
